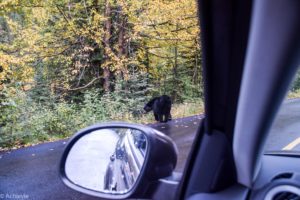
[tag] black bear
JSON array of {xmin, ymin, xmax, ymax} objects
[{"xmin": 144, "ymin": 95, "xmax": 172, "ymax": 123}]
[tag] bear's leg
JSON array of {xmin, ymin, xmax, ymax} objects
[
  {"xmin": 168, "ymin": 114, "xmax": 172, "ymax": 121},
  {"xmin": 154, "ymin": 113, "xmax": 159, "ymax": 121},
  {"xmin": 158, "ymin": 114, "xmax": 164, "ymax": 123},
  {"xmin": 161, "ymin": 115, "xmax": 167, "ymax": 123},
  {"xmin": 144, "ymin": 97, "xmax": 159, "ymax": 112}
]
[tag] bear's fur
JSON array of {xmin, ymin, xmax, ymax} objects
[{"xmin": 144, "ymin": 95, "xmax": 172, "ymax": 123}]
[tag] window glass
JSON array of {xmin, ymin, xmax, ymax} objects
[
  {"xmin": 0, "ymin": 0, "xmax": 202, "ymax": 174},
  {"xmin": 265, "ymin": 69, "xmax": 300, "ymax": 153}
]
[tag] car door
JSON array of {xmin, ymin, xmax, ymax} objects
[
  {"xmin": 181, "ymin": 0, "xmax": 300, "ymax": 199},
  {"xmin": 178, "ymin": 0, "xmax": 253, "ymax": 198}
]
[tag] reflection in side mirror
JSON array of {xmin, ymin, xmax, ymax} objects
[{"xmin": 65, "ymin": 128, "xmax": 147, "ymax": 194}]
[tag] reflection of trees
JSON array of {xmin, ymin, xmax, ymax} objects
[{"xmin": 113, "ymin": 128, "xmax": 128, "ymax": 138}]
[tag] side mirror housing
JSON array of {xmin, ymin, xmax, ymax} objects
[{"xmin": 60, "ymin": 122, "xmax": 178, "ymax": 199}]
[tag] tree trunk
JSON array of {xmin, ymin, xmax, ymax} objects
[
  {"xmin": 172, "ymin": 44, "xmax": 179, "ymax": 101},
  {"xmin": 193, "ymin": 52, "xmax": 198, "ymax": 84},
  {"xmin": 103, "ymin": 0, "xmax": 112, "ymax": 92},
  {"xmin": 117, "ymin": 9, "xmax": 126, "ymax": 80},
  {"xmin": 172, "ymin": 23, "xmax": 179, "ymax": 101},
  {"xmin": 118, "ymin": 12, "xmax": 126, "ymax": 58},
  {"xmin": 145, "ymin": 47, "xmax": 150, "ymax": 78}
]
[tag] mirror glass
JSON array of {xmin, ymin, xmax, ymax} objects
[{"xmin": 65, "ymin": 128, "xmax": 148, "ymax": 194}]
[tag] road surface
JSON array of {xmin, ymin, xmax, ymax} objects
[
  {"xmin": 0, "ymin": 115, "xmax": 201, "ymax": 200},
  {"xmin": 265, "ymin": 98, "xmax": 300, "ymax": 151},
  {"xmin": 1, "ymin": 99, "xmax": 300, "ymax": 199}
]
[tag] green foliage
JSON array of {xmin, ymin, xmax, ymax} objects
[
  {"xmin": 0, "ymin": 88, "xmax": 77, "ymax": 147},
  {"xmin": 0, "ymin": 83, "xmax": 150, "ymax": 148},
  {"xmin": 0, "ymin": 84, "xmax": 203, "ymax": 149},
  {"xmin": 0, "ymin": 0, "xmax": 204, "ymax": 149},
  {"xmin": 290, "ymin": 70, "xmax": 300, "ymax": 92}
]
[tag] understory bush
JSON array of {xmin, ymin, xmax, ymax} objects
[{"xmin": 0, "ymin": 86, "xmax": 203, "ymax": 149}]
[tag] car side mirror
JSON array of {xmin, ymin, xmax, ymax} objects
[{"xmin": 60, "ymin": 122, "xmax": 178, "ymax": 199}]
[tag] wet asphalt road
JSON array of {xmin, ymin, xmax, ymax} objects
[
  {"xmin": 265, "ymin": 98, "xmax": 300, "ymax": 151},
  {"xmin": 1, "ymin": 99, "xmax": 300, "ymax": 200},
  {"xmin": 0, "ymin": 115, "xmax": 202, "ymax": 200}
]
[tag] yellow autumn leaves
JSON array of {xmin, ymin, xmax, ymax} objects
[{"xmin": 0, "ymin": 0, "xmax": 199, "ymax": 89}]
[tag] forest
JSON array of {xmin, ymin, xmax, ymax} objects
[
  {"xmin": 2, "ymin": 0, "xmax": 300, "ymax": 150},
  {"xmin": 0, "ymin": 0, "xmax": 203, "ymax": 148}
]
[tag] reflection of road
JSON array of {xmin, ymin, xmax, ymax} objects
[{"xmin": 65, "ymin": 129, "xmax": 119, "ymax": 191}]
